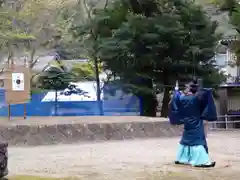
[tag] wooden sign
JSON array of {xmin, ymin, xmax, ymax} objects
[{"xmin": 4, "ymin": 65, "xmax": 30, "ymax": 104}]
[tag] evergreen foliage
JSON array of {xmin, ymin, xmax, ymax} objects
[{"xmin": 74, "ymin": 0, "xmax": 225, "ymax": 116}]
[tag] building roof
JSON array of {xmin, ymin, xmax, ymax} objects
[
  {"xmin": 220, "ymin": 83, "xmax": 240, "ymax": 88},
  {"xmin": 0, "ymin": 52, "xmax": 57, "ymax": 72},
  {"xmin": 31, "ymin": 55, "xmax": 57, "ymax": 72},
  {"xmin": 0, "ymin": 50, "xmax": 89, "ymax": 73}
]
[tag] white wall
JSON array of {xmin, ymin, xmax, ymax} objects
[
  {"xmin": 215, "ymin": 53, "xmax": 227, "ymax": 67},
  {"xmin": 215, "ymin": 51, "xmax": 238, "ymax": 83}
]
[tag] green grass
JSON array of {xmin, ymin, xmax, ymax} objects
[
  {"xmin": 8, "ymin": 173, "xmax": 192, "ymax": 180},
  {"xmin": 7, "ymin": 170, "xmax": 239, "ymax": 180},
  {"xmin": 8, "ymin": 176, "xmax": 80, "ymax": 180}
]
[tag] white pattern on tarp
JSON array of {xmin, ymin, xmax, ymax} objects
[{"xmin": 41, "ymin": 81, "xmax": 103, "ymax": 102}]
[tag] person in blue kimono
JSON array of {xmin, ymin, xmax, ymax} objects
[{"xmin": 169, "ymin": 80, "xmax": 217, "ymax": 168}]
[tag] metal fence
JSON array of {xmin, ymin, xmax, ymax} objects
[{"xmin": 210, "ymin": 114, "xmax": 240, "ymax": 130}]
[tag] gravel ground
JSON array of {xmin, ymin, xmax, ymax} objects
[
  {"xmin": 8, "ymin": 131, "xmax": 240, "ymax": 179},
  {"xmin": 0, "ymin": 116, "xmax": 165, "ymax": 126}
]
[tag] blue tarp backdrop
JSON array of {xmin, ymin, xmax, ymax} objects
[{"xmin": 0, "ymin": 84, "xmax": 140, "ymax": 116}]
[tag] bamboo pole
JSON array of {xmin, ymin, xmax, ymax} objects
[{"xmin": 23, "ymin": 57, "xmax": 27, "ymax": 119}]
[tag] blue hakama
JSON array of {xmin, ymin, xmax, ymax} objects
[{"xmin": 169, "ymin": 88, "xmax": 217, "ymax": 167}]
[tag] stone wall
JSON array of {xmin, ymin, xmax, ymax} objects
[{"xmin": 0, "ymin": 119, "xmax": 183, "ymax": 146}]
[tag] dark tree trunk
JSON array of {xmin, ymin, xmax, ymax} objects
[
  {"xmin": 139, "ymin": 93, "xmax": 157, "ymax": 116},
  {"xmin": 93, "ymin": 56, "xmax": 104, "ymax": 115},
  {"xmin": 128, "ymin": 0, "xmax": 142, "ymax": 13},
  {"xmin": 54, "ymin": 90, "xmax": 58, "ymax": 116},
  {"xmin": 161, "ymin": 72, "xmax": 171, "ymax": 117},
  {"xmin": 138, "ymin": 78, "xmax": 157, "ymax": 117},
  {"xmin": 128, "ymin": 0, "xmax": 158, "ymax": 16},
  {"xmin": 161, "ymin": 86, "xmax": 171, "ymax": 117}
]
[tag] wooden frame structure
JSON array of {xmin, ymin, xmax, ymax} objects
[{"xmin": 3, "ymin": 64, "xmax": 30, "ymax": 119}]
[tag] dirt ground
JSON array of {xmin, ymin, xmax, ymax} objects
[
  {"xmin": 0, "ymin": 116, "xmax": 164, "ymax": 126},
  {"xmin": 7, "ymin": 131, "xmax": 240, "ymax": 180}
]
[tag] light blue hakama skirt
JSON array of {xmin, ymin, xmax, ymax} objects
[{"xmin": 176, "ymin": 144, "xmax": 211, "ymax": 166}]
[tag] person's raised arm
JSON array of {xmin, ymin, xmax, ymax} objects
[
  {"xmin": 200, "ymin": 89, "xmax": 217, "ymax": 122},
  {"xmin": 168, "ymin": 91, "xmax": 183, "ymax": 125}
]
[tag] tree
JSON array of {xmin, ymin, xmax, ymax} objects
[
  {"xmin": 0, "ymin": 1, "xmax": 35, "ymax": 64},
  {"xmin": 53, "ymin": 0, "xmax": 88, "ymax": 60},
  {"xmin": 1, "ymin": 0, "xmax": 85, "ymax": 92},
  {"xmin": 78, "ymin": 0, "xmax": 225, "ymax": 117},
  {"xmin": 71, "ymin": 61, "xmax": 104, "ymax": 81},
  {"xmin": 15, "ymin": 0, "xmax": 67, "ymax": 69},
  {"xmin": 70, "ymin": 0, "xmax": 111, "ymax": 115},
  {"xmin": 212, "ymin": 0, "xmax": 240, "ymax": 66},
  {"xmin": 0, "ymin": 0, "xmax": 70, "ymax": 71},
  {"xmin": 49, "ymin": 58, "xmax": 104, "ymax": 81},
  {"xmin": 0, "ymin": 0, "xmax": 35, "ymax": 88},
  {"xmin": 212, "ymin": 0, "xmax": 237, "ymax": 12},
  {"xmin": 34, "ymin": 66, "xmax": 76, "ymax": 115},
  {"xmin": 209, "ymin": 0, "xmax": 240, "ymax": 86}
]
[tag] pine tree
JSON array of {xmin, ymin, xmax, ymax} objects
[{"xmin": 76, "ymin": 0, "xmax": 225, "ymax": 117}]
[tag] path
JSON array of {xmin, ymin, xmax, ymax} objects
[{"xmin": 8, "ymin": 131, "xmax": 240, "ymax": 179}]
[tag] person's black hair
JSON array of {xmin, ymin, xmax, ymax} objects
[
  {"xmin": 188, "ymin": 79, "xmax": 199, "ymax": 94},
  {"xmin": 192, "ymin": 79, "xmax": 198, "ymax": 85}
]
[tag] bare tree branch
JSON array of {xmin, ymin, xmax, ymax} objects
[
  {"xmin": 29, "ymin": 50, "xmax": 57, "ymax": 69},
  {"xmin": 83, "ymin": 0, "xmax": 92, "ymax": 20},
  {"xmin": 104, "ymin": 0, "xmax": 109, "ymax": 9}
]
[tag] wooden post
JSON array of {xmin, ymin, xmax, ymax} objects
[
  {"xmin": 8, "ymin": 104, "xmax": 11, "ymax": 120},
  {"xmin": 24, "ymin": 103, "xmax": 27, "ymax": 119},
  {"xmin": 8, "ymin": 55, "xmax": 13, "ymax": 120},
  {"xmin": 24, "ymin": 57, "xmax": 27, "ymax": 120}
]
